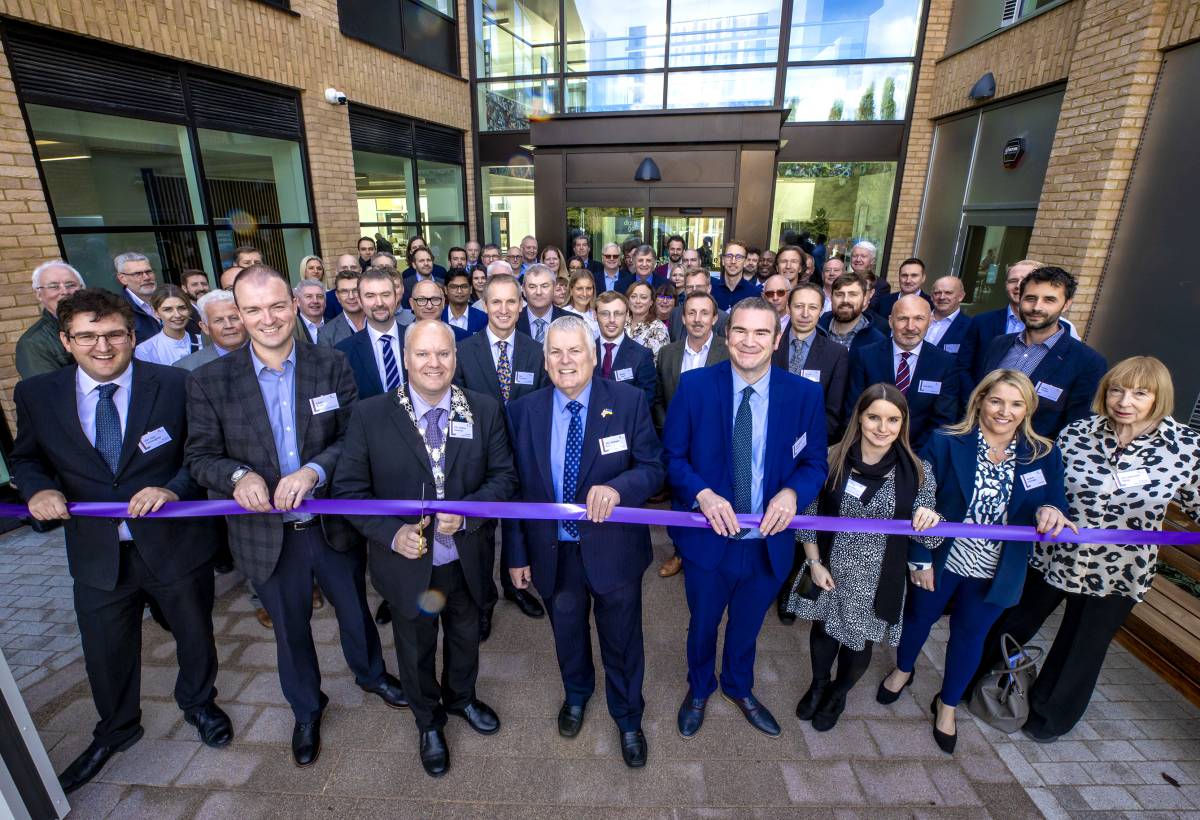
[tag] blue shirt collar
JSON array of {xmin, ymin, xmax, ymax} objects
[
  {"xmin": 410, "ymin": 387, "xmax": 452, "ymax": 421},
  {"xmin": 732, "ymin": 367, "xmax": 769, "ymax": 397},
  {"xmin": 553, "ymin": 380, "xmax": 593, "ymax": 416},
  {"xmin": 249, "ymin": 342, "xmax": 296, "ymax": 375}
]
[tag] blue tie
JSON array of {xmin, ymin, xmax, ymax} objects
[
  {"xmin": 94, "ymin": 383, "xmax": 122, "ymax": 474},
  {"xmin": 562, "ymin": 400, "xmax": 584, "ymax": 539},
  {"xmin": 380, "ymin": 335, "xmax": 401, "ymax": 390},
  {"xmin": 732, "ymin": 385, "xmax": 754, "ymax": 538}
]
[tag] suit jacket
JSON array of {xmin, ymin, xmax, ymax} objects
[
  {"xmin": 295, "ymin": 314, "xmax": 320, "ymax": 344},
  {"xmin": 454, "ymin": 329, "xmax": 548, "ymax": 403},
  {"xmin": 979, "ymin": 331, "xmax": 1107, "ymax": 440},
  {"xmin": 505, "ymin": 378, "xmax": 664, "ymax": 596},
  {"xmin": 593, "ymin": 266, "xmax": 621, "ymax": 293},
  {"xmin": 663, "ymin": 361, "xmax": 828, "ymax": 581},
  {"xmin": 817, "ymin": 312, "xmax": 887, "ymax": 355},
  {"xmin": 653, "ymin": 335, "xmax": 729, "ymax": 429},
  {"xmin": 914, "ymin": 430, "xmax": 1068, "ymax": 607},
  {"xmin": 844, "ymin": 341, "xmax": 960, "ymax": 450},
  {"xmin": 771, "ymin": 329, "xmax": 849, "ymax": 436},
  {"xmin": 332, "ymin": 386, "xmax": 518, "ymax": 620},
  {"xmin": 173, "ymin": 344, "xmax": 223, "ymax": 373},
  {"xmin": 335, "ymin": 327, "xmax": 406, "ymax": 400},
  {"xmin": 668, "ymin": 304, "xmax": 728, "ymax": 342},
  {"xmin": 615, "ymin": 273, "xmax": 667, "ymax": 294},
  {"xmin": 401, "ymin": 271, "xmax": 446, "ymax": 309},
  {"xmin": 123, "ymin": 289, "xmax": 162, "ymax": 347},
  {"xmin": 11, "ymin": 363, "xmax": 214, "ymax": 591},
  {"xmin": 931, "ymin": 311, "xmax": 973, "ymax": 357},
  {"xmin": 515, "ymin": 305, "xmax": 571, "ymax": 339},
  {"xmin": 966, "ymin": 307, "xmax": 1011, "ymax": 380},
  {"xmin": 442, "ymin": 306, "xmax": 488, "ymax": 341},
  {"xmin": 185, "ymin": 342, "xmax": 359, "ymax": 583},
  {"xmin": 870, "ymin": 289, "xmax": 932, "ymax": 321},
  {"xmin": 594, "ymin": 337, "xmax": 656, "ymax": 409},
  {"xmin": 317, "ymin": 313, "xmax": 361, "ymax": 348}
]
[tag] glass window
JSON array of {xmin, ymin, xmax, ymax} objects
[
  {"xmin": 197, "ymin": 129, "xmax": 311, "ymax": 225},
  {"xmin": 788, "ymin": 0, "xmax": 921, "ymax": 61},
  {"xmin": 482, "ymin": 163, "xmax": 536, "ymax": 249},
  {"xmin": 668, "ymin": 0, "xmax": 782, "ymax": 67},
  {"xmin": 414, "ymin": 0, "xmax": 454, "ymax": 17},
  {"xmin": 422, "ymin": 224, "xmax": 468, "ymax": 264},
  {"xmin": 667, "ymin": 68, "xmax": 776, "ymax": 109},
  {"xmin": 566, "ymin": 73, "xmax": 664, "ymax": 112},
  {"xmin": 61, "ymin": 230, "xmax": 214, "ymax": 295},
  {"xmin": 475, "ymin": 0, "xmax": 560, "ymax": 78},
  {"xmin": 355, "ymin": 150, "xmax": 418, "ymax": 228},
  {"xmin": 769, "ymin": 161, "xmax": 898, "ymax": 266},
  {"xmin": 783, "ymin": 63, "xmax": 912, "ymax": 122},
  {"xmin": 417, "ymin": 160, "xmax": 466, "ymax": 223},
  {"xmin": 214, "ymin": 227, "xmax": 315, "ymax": 275},
  {"xmin": 565, "ymin": 0, "xmax": 668, "ymax": 72},
  {"xmin": 478, "ymin": 80, "xmax": 561, "ymax": 131},
  {"xmin": 566, "ymin": 206, "xmax": 646, "ymax": 259},
  {"xmin": 958, "ymin": 224, "xmax": 1033, "ymax": 311}
]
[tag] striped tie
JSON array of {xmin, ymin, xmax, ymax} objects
[
  {"xmin": 896, "ymin": 351, "xmax": 912, "ymax": 394},
  {"xmin": 380, "ymin": 335, "xmax": 401, "ymax": 390},
  {"xmin": 534, "ymin": 318, "xmax": 546, "ymax": 343}
]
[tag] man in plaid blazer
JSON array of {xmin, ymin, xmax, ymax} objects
[{"xmin": 185, "ymin": 265, "xmax": 407, "ymax": 768}]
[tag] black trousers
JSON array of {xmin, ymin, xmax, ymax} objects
[
  {"xmin": 389, "ymin": 560, "xmax": 480, "ymax": 732},
  {"xmin": 972, "ymin": 566, "xmax": 1135, "ymax": 737},
  {"xmin": 809, "ymin": 621, "xmax": 875, "ymax": 697},
  {"xmin": 253, "ymin": 525, "xmax": 385, "ymax": 721},
  {"xmin": 481, "ymin": 521, "xmax": 517, "ymax": 609},
  {"xmin": 73, "ymin": 543, "xmax": 217, "ymax": 747}
]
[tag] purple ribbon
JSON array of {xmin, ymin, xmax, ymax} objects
[{"xmin": 2, "ymin": 500, "xmax": 1197, "ymax": 546}]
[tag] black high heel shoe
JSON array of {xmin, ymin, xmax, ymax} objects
[
  {"xmin": 876, "ymin": 669, "xmax": 914, "ymax": 705},
  {"xmin": 930, "ymin": 695, "xmax": 957, "ymax": 754}
]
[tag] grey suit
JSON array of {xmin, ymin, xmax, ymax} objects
[
  {"xmin": 653, "ymin": 335, "xmax": 729, "ymax": 430},
  {"xmin": 317, "ymin": 313, "xmax": 360, "ymax": 348},
  {"xmin": 668, "ymin": 303, "xmax": 728, "ymax": 342},
  {"xmin": 173, "ymin": 344, "xmax": 223, "ymax": 372}
]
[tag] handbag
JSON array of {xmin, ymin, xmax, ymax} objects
[{"xmin": 968, "ymin": 633, "xmax": 1043, "ymax": 734}]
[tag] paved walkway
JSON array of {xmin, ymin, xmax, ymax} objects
[{"xmin": 4, "ymin": 524, "xmax": 1200, "ymax": 818}]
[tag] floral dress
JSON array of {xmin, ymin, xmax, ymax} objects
[{"xmin": 626, "ymin": 319, "xmax": 669, "ymax": 362}]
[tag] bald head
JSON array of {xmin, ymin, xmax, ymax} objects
[
  {"xmin": 930, "ymin": 276, "xmax": 966, "ymax": 319},
  {"xmin": 890, "ymin": 294, "xmax": 931, "ymax": 351}
]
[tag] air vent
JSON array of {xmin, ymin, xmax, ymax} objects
[
  {"xmin": 414, "ymin": 124, "xmax": 464, "ymax": 164},
  {"xmin": 349, "ymin": 106, "xmax": 416, "ymax": 157},
  {"xmin": 188, "ymin": 74, "xmax": 301, "ymax": 139},
  {"xmin": 1000, "ymin": 0, "xmax": 1022, "ymax": 27}
]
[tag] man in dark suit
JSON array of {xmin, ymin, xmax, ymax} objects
[
  {"xmin": 515, "ymin": 264, "xmax": 570, "ymax": 341},
  {"xmin": 871, "ymin": 257, "xmax": 932, "ymax": 322},
  {"xmin": 844, "ymin": 295, "xmax": 960, "ymax": 450},
  {"xmin": 402, "ymin": 247, "xmax": 443, "ymax": 310},
  {"xmin": 294, "ymin": 279, "xmax": 326, "ymax": 344},
  {"xmin": 333, "ymin": 320, "xmax": 518, "ymax": 777},
  {"xmin": 12, "ymin": 288, "xmax": 231, "ymax": 793},
  {"xmin": 593, "ymin": 291, "xmax": 656, "ymax": 408},
  {"xmin": 664, "ymin": 297, "xmax": 827, "ymax": 739},
  {"xmin": 453, "ymin": 272, "xmax": 548, "ymax": 629},
  {"xmin": 506, "ymin": 315, "xmax": 664, "ymax": 768},
  {"xmin": 615, "ymin": 245, "xmax": 668, "ymax": 294},
  {"xmin": 977, "ymin": 266, "xmax": 1107, "ymax": 439},
  {"xmin": 771, "ymin": 281, "xmax": 849, "ymax": 442},
  {"xmin": 926, "ymin": 275, "xmax": 975, "ymax": 410},
  {"xmin": 186, "ymin": 265, "xmax": 406, "ymax": 768},
  {"xmin": 113, "ymin": 252, "xmax": 162, "ymax": 345},
  {"xmin": 668, "ymin": 269, "xmax": 729, "ymax": 341},
  {"xmin": 336, "ymin": 267, "xmax": 407, "ymax": 401},
  {"xmin": 318, "ymin": 269, "xmax": 366, "ymax": 349},
  {"xmin": 570, "ymin": 233, "xmax": 604, "ymax": 278},
  {"xmin": 817, "ymin": 272, "xmax": 886, "ymax": 355},
  {"xmin": 441, "ymin": 268, "xmax": 488, "ymax": 341},
  {"xmin": 653, "ymin": 234, "xmax": 686, "ymax": 277},
  {"xmin": 594, "ymin": 243, "xmax": 625, "ymax": 294}
]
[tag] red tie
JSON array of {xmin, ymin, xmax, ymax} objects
[
  {"xmin": 602, "ymin": 342, "xmax": 615, "ymax": 378},
  {"xmin": 896, "ymin": 351, "xmax": 912, "ymax": 394}
]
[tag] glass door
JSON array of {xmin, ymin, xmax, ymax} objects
[
  {"xmin": 955, "ymin": 209, "xmax": 1035, "ymax": 314},
  {"xmin": 566, "ymin": 206, "xmax": 646, "ymax": 265},
  {"xmin": 650, "ymin": 209, "xmax": 727, "ymax": 271}
]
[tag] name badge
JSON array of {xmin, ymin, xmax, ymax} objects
[
  {"xmin": 599, "ymin": 434, "xmax": 628, "ymax": 455},
  {"xmin": 310, "ymin": 393, "xmax": 340, "ymax": 414},
  {"xmin": 1116, "ymin": 468, "xmax": 1151, "ymax": 489},
  {"xmin": 800, "ymin": 369, "xmax": 821, "ymax": 383},
  {"xmin": 137, "ymin": 426, "xmax": 172, "ymax": 453},
  {"xmin": 845, "ymin": 478, "xmax": 867, "ymax": 499},
  {"xmin": 449, "ymin": 421, "xmax": 473, "ymax": 439},
  {"xmin": 792, "ymin": 433, "xmax": 807, "ymax": 459},
  {"xmin": 917, "ymin": 380, "xmax": 942, "ymax": 395},
  {"xmin": 1020, "ymin": 469, "xmax": 1047, "ymax": 491},
  {"xmin": 1035, "ymin": 382, "xmax": 1064, "ymax": 402},
  {"xmin": 943, "ymin": 343, "xmax": 960, "ymax": 353},
  {"xmin": 514, "ymin": 371, "xmax": 534, "ymax": 385},
  {"xmin": 614, "ymin": 368, "xmax": 634, "ymax": 382}
]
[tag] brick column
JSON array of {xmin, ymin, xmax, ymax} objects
[{"xmin": 302, "ymin": 91, "xmax": 360, "ymax": 279}]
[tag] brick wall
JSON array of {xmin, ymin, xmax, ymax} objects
[{"xmin": 1162, "ymin": 0, "xmax": 1200, "ymax": 49}]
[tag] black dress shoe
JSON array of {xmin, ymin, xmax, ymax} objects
[
  {"xmin": 676, "ymin": 690, "xmax": 707, "ymax": 738},
  {"xmin": 213, "ymin": 562, "xmax": 234, "ymax": 574},
  {"xmin": 58, "ymin": 727, "xmax": 143, "ymax": 794},
  {"xmin": 931, "ymin": 696, "xmax": 957, "ymax": 754},
  {"xmin": 558, "ymin": 702, "xmax": 585, "ymax": 738},
  {"xmin": 777, "ymin": 605, "xmax": 797, "ymax": 625},
  {"xmin": 721, "ymin": 692, "xmax": 782, "ymax": 737},
  {"xmin": 505, "ymin": 588, "xmax": 545, "ymax": 618},
  {"xmin": 374, "ymin": 600, "xmax": 392, "ymax": 625},
  {"xmin": 479, "ymin": 607, "xmax": 493, "ymax": 643},
  {"xmin": 184, "ymin": 702, "xmax": 233, "ymax": 748},
  {"xmin": 420, "ymin": 729, "xmax": 449, "ymax": 777},
  {"xmin": 795, "ymin": 677, "xmax": 830, "ymax": 721},
  {"xmin": 811, "ymin": 690, "xmax": 847, "ymax": 732},
  {"xmin": 449, "ymin": 700, "xmax": 500, "ymax": 735},
  {"xmin": 876, "ymin": 670, "xmax": 915, "ymax": 705},
  {"xmin": 292, "ymin": 694, "xmax": 329, "ymax": 767},
  {"xmin": 362, "ymin": 672, "xmax": 409, "ymax": 709},
  {"xmin": 620, "ymin": 729, "xmax": 647, "ymax": 768}
]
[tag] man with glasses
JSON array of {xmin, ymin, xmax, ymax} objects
[
  {"xmin": 596, "ymin": 243, "xmax": 624, "ymax": 294},
  {"xmin": 441, "ymin": 268, "xmax": 487, "ymax": 341},
  {"xmin": 318, "ymin": 270, "xmax": 368, "ymax": 348},
  {"xmin": 322, "ymin": 254, "xmax": 361, "ymax": 321},
  {"xmin": 114, "ymin": 252, "xmax": 162, "ymax": 344},
  {"xmin": 410, "ymin": 278, "xmax": 449, "ymax": 325},
  {"xmin": 759, "ymin": 274, "xmax": 792, "ymax": 333},
  {"xmin": 16, "ymin": 259, "xmax": 83, "ymax": 378},
  {"xmin": 668, "ymin": 269, "xmax": 729, "ymax": 342},
  {"xmin": 505, "ymin": 246, "xmax": 523, "ymax": 270},
  {"xmin": 710, "ymin": 240, "xmax": 761, "ymax": 312},
  {"xmin": 480, "ymin": 244, "xmax": 502, "ymax": 269}
]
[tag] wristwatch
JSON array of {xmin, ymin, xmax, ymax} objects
[{"xmin": 230, "ymin": 466, "xmax": 252, "ymax": 486}]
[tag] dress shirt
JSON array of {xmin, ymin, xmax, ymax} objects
[
  {"xmin": 525, "ymin": 307, "xmax": 554, "ymax": 341},
  {"xmin": 603, "ymin": 270, "xmax": 621, "ymax": 292},
  {"xmin": 788, "ymin": 331, "xmax": 814, "ymax": 373},
  {"xmin": 249, "ymin": 345, "xmax": 326, "ymax": 522},
  {"xmin": 893, "ymin": 340, "xmax": 923, "ymax": 379},
  {"xmin": 681, "ymin": 333, "xmax": 714, "ymax": 374},
  {"xmin": 598, "ymin": 333, "xmax": 624, "ymax": 372},
  {"xmin": 1004, "ymin": 305, "xmax": 1024, "ymax": 336},
  {"xmin": 925, "ymin": 309, "xmax": 959, "ymax": 346},
  {"xmin": 300, "ymin": 315, "xmax": 323, "ymax": 342},
  {"xmin": 124, "ymin": 288, "xmax": 157, "ymax": 321},
  {"xmin": 998, "ymin": 326, "xmax": 1065, "ymax": 377},
  {"xmin": 566, "ymin": 307, "xmax": 601, "ymax": 338},
  {"xmin": 779, "ymin": 314, "xmax": 790, "ymax": 334},
  {"xmin": 730, "ymin": 368, "xmax": 769, "ymax": 540},
  {"xmin": 550, "ymin": 380, "xmax": 593, "ymax": 542},
  {"xmin": 408, "ymin": 387, "xmax": 459, "ymax": 565},
  {"xmin": 77, "ymin": 364, "xmax": 135, "ymax": 540},
  {"xmin": 823, "ymin": 294, "xmax": 833, "ymax": 314},
  {"xmin": 367, "ymin": 322, "xmax": 404, "ymax": 388},
  {"xmin": 485, "ymin": 326, "xmax": 519, "ymax": 371},
  {"xmin": 341, "ymin": 312, "xmax": 362, "ymax": 334},
  {"xmin": 446, "ymin": 307, "xmax": 471, "ymax": 331}
]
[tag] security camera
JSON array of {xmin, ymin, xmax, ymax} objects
[{"xmin": 325, "ymin": 88, "xmax": 348, "ymax": 106}]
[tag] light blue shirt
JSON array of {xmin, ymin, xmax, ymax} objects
[
  {"xmin": 604, "ymin": 271, "xmax": 620, "ymax": 292},
  {"xmin": 249, "ymin": 345, "xmax": 326, "ymax": 522},
  {"xmin": 550, "ymin": 380, "xmax": 593, "ymax": 542},
  {"xmin": 731, "ymin": 368, "xmax": 769, "ymax": 540},
  {"xmin": 1004, "ymin": 305, "xmax": 1024, "ymax": 335}
]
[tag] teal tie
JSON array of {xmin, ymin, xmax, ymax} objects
[
  {"xmin": 94, "ymin": 384, "xmax": 122, "ymax": 474},
  {"xmin": 732, "ymin": 386, "xmax": 754, "ymax": 538}
]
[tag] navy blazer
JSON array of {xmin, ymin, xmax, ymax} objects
[
  {"xmin": 967, "ymin": 307, "xmax": 1011, "ymax": 380},
  {"xmin": 663, "ymin": 361, "xmax": 829, "ymax": 581},
  {"xmin": 932, "ymin": 311, "xmax": 974, "ymax": 357},
  {"xmin": 442, "ymin": 306, "xmax": 488, "ymax": 341},
  {"xmin": 844, "ymin": 341, "xmax": 960, "ymax": 450},
  {"xmin": 335, "ymin": 327, "xmax": 405, "ymax": 400},
  {"xmin": 505, "ymin": 378, "xmax": 665, "ymax": 596},
  {"xmin": 979, "ymin": 331, "xmax": 1107, "ymax": 440},
  {"xmin": 770, "ymin": 329, "xmax": 849, "ymax": 437},
  {"xmin": 515, "ymin": 305, "xmax": 571, "ymax": 339},
  {"xmin": 594, "ymin": 337, "xmax": 656, "ymax": 409},
  {"xmin": 871, "ymin": 289, "xmax": 932, "ymax": 321},
  {"xmin": 915, "ymin": 429, "xmax": 1068, "ymax": 608},
  {"xmin": 123, "ymin": 289, "xmax": 162, "ymax": 347},
  {"xmin": 817, "ymin": 312, "xmax": 887, "ymax": 355},
  {"xmin": 615, "ymin": 273, "xmax": 667, "ymax": 295},
  {"xmin": 454, "ymin": 329, "xmax": 548, "ymax": 403}
]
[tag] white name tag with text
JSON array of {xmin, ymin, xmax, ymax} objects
[
  {"xmin": 599, "ymin": 434, "xmax": 628, "ymax": 455},
  {"xmin": 845, "ymin": 478, "xmax": 867, "ymax": 499},
  {"xmin": 1035, "ymin": 382, "xmax": 1064, "ymax": 402},
  {"xmin": 917, "ymin": 380, "xmax": 942, "ymax": 395},
  {"xmin": 137, "ymin": 426, "xmax": 172, "ymax": 453},
  {"xmin": 1020, "ymin": 469, "xmax": 1047, "ymax": 491},
  {"xmin": 1116, "ymin": 468, "xmax": 1151, "ymax": 489},
  {"xmin": 449, "ymin": 421, "xmax": 474, "ymax": 439},
  {"xmin": 310, "ymin": 393, "xmax": 340, "ymax": 414},
  {"xmin": 792, "ymin": 433, "xmax": 807, "ymax": 459},
  {"xmin": 800, "ymin": 369, "xmax": 821, "ymax": 383},
  {"xmin": 614, "ymin": 368, "xmax": 634, "ymax": 382},
  {"xmin": 943, "ymin": 343, "xmax": 960, "ymax": 353},
  {"xmin": 514, "ymin": 371, "xmax": 534, "ymax": 385}
]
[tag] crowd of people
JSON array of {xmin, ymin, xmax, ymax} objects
[{"xmin": 8, "ymin": 231, "xmax": 1200, "ymax": 795}]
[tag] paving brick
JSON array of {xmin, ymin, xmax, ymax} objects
[{"xmin": 1077, "ymin": 784, "xmax": 1141, "ymax": 811}]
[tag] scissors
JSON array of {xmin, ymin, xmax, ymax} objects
[{"xmin": 416, "ymin": 484, "xmax": 428, "ymax": 558}]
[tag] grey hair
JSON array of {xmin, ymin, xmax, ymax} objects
[
  {"xmin": 543, "ymin": 315, "xmax": 596, "ymax": 362},
  {"xmin": 196, "ymin": 289, "xmax": 236, "ymax": 324},
  {"xmin": 403, "ymin": 317, "xmax": 456, "ymax": 349},
  {"xmin": 602, "ymin": 242, "xmax": 621, "ymax": 254},
  {"xmin": 486, "ymin": 260, "xmax": 514, "ymax": 278},
  {"xmin": 294, "ymin": 277, "xmax": 325, "ymax": 296},
  {"xmin": 31, "ymin": 259, "xmax": 83, "ymax": 289},
  {"xmin": 851, "ymin": 240, "xmax": 877, "ymax": 261},
  {"xmin": 113, "ymin": 251, "xmax": 149, "ymax": 274},
  {"xmin": 370, "ymin": 252, "xmax": 397, "ymax": 268},
  {"xmin": 634, "ymin": 244, "xmax": 655, "ymax": 258},
  {"xmin": 522, "ymin": 262, "xmax": 553, "ymax": 282}
]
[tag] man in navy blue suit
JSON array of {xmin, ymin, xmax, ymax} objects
[
  {"xmin": 926, "ymin": 276, "xmax": 973, "ymax": 356},
  {"xmin": 114, "ymin": 252, "xmax": 163, "ymax": 345},
  {"xmin": 506, "ymin": 315, "xmax": 664, "ymax": 768},
  {"xmin": 978, "ymin": 266, "xmax": 1106, "ymax": 439},
  {"xmin": 593, "ymin": 291, "xmax": 657, "ymax": 408},
  {"xmin": 441, "ymin": 268, "xmax": 488, "ymax": 341},
  {"xmin": 844, "ymin": 295, "xmax": 960, "ymax": 449},
  {"xmin": 710, "ymin": 240, "xmax": 762, "ymax": 311},
  {"xmin": 871, "ymin": 257, "xmax": 932, "ymax": 322},
  {"xmin": 615, "ymin": 245, "xmax": 667, "ymax": 294},
  {"xmin": 664, "ymin": 297, "xmax": 828, "ymax": 738},
  {"xmin": 335, "ymin": 268, "xmax": 406, "ymax": 401}
]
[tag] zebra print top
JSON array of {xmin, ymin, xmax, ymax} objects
[{"xmin": 944, "ymin": 436, "xmax": 1016, "ymax": 579}]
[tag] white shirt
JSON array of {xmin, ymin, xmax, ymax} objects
[
  {"xmin": 925, "ymin": 309, "xmax": 959, "ymax": 346},
  {"xmin": 893, "ymin": 340, "xmax": 923, "ymax": 379},
  {"xmin": 565, "ymin": 306, "xmax": 601, "ymax": 338},
  {"xmin": 367, "ymin": 322, "xmax": 404, "ymax": 388},
  {"xmin": 124, "ymin": 287, "xmax": 155, "ymax": 319},
  {"xmin": 598, "ymin": 332, "xmax": 624, "ymax": 365},
  {"xmin": 681, "ymin": 332, "xmax": 714, "ymax": 373},
  {"xmin": 779, "ymin": 314, "xmax": 790, "ymax": 333},
  {"xmin": 446, "ymin": 307, "xmax": 471, "ymax": 331},
  {"xmin": 299, "ymin": 315, "xmax": 323, "ymax": 341},
  {"xmin": 485, "ymin": 326, "xmax": 517, "ymax": 371},
  {"xmin": 525, "ymin": 306, "xmax": 554, "ymax": 339},
  {"xmin": 470, "ymin": 300, "xmax": 487, "ymax": 313},
  {"xmin": 76, "ymin": 364, "xmax": 135, "ymax": 540},
  {"xmin": 134, "ymin": 331, "xmax": 200, "ymax": 366},
  {"xmin": 823, "ymin": 293, "xmax": 833, "ymax": 314}
]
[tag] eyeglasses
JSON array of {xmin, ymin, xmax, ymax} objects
[
  {"xmin": 68, "ymin": 330, "xmax": 132, "ymax": 347},
  {"xmin": 446, "ymin": 282, "xmax": 471, "ymax": 290},
  {"xmin": 602, "ymin": 254, "xmax": 620, "ymax": 260},
  {"xmin": 412, "ymin": 296, "xmax": 445, "ymax": 307},
  {"xmin": 36, "ymin": 282, "xmax": 81, "ymax": 294},
  {"xmin": 723, "ymin": 253, "xmax": 746, "ymax": 262},
  {"xmin": 121, "ymin": 269, "xmax": 156, "ymax": 278},
  {"xmin": 762, "ymin": 289, "xmax": 788, "ymax": 299}
]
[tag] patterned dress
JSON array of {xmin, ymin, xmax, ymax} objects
[
  {"xmin": 626, "ymin": 319, "xmax": 670, "ymax": 362},
  {"xmin": 788, "ymin": 461, "xmax": 941, "ymax": 650}
]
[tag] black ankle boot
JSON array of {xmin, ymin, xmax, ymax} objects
[
  {"xmin": 795, "ymin": 677, "xmax": 830, "ymax": 721},
  {"xmin": 811, "ymin": 688, "xmax": 848, "ymax": 732}
]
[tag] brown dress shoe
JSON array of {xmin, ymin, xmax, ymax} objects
[
  {"xmin": 256, "ymin": 607, "xmax": 274, "ymax": 629},
  {"xmin": 659, "ymin": 555, "xmax": 682, "ymax": 577},
  {"xmin": 312, "ymin": 586, "xmax": 325, "ymax": 610}
]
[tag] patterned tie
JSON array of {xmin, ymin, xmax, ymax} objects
[
  {"xmin": 731, "ymin": 386, "xmax": 754, "ymax": 538},
  {"xmin": 380, "ymin": 335, "xmax": 401, "ymax": 390},
  {"xmin": 788, "ymin": 337, "xmax": 807, "ymax": 375},
  {"xmin": 423, "ymin": 407, "xmax": 457, "ymax": 562},
  {"xmin": 602, "ymin": 342, "xmax": 615, "ymax": 378},
  {"xmin": 534, "ymin": 318, "xmax": 546, "ymax": 343},
  {"xmin": 94, "ymin": 383, "xmax": 122, "ymax": 474},
  {"xmin": 896, "ymin": 350, "xmax": 912, "ymax": 394},
  {"xmin": 562, "ymin": 400, "xmax": 584, "ymax": 539},
  {"xmin": 496, "ymin": 340, "xmax": 512, "ymax": 403}
]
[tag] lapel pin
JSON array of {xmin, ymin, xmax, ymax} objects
[{"xmin": 601, "ymin": 408, "xmax": 613, "ymax": 418}]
